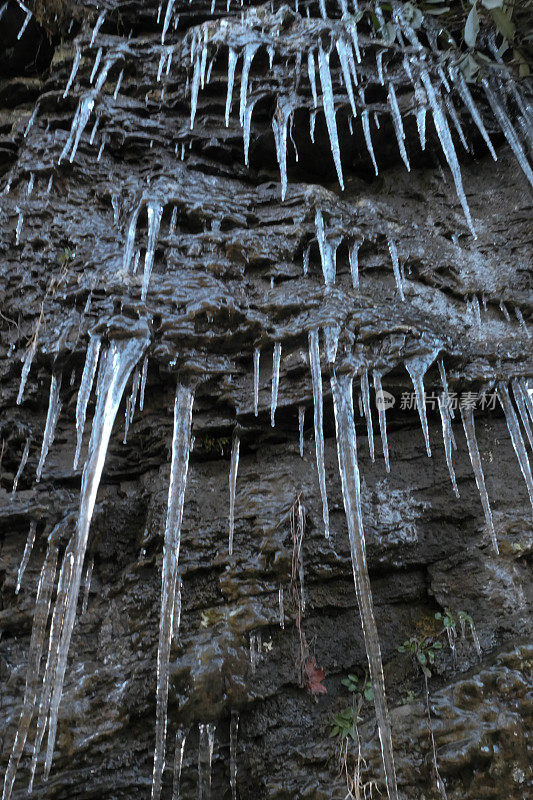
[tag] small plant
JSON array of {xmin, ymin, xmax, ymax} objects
[
  {"xmin": 330, "ymin": 672, "xmax": 374, "ymax": 741},
  {"xmin": 397, "ymin": 636, "xmax": 443, "ymax": 678}
]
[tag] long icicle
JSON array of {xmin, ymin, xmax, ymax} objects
[
  {"xmin": 330, "ymin": 371, "xmax": 398, "ymax": 800},
  {"xmin": 142, "ymin": 200, "xmax": 163, "ymax": 302},
  {"xmin": 36, "ymin": 374, "xmax": 62, "ymax": 482},
  {"xmin": 308, "ymin": 330, "xmax": 329, "ymax": 538},
  {"xmin": 2, "ymin": 529, "xmax": 59, "ymax": 800},
  {"xmin": 172, "ymin": 728, "xmax": 188, "ymax": 800},
  {"xmin": 44, "ymin": 336, "xmax": 148, "ymax": 781},
  {"xmin": 373, "ymin": 371, "xmax": 390, "ymax": 472},
  {"xmin": 361, "ymin": 369, "xmax": 374, "ymax": 462},
  {"xmin": 460, "ymin": 404, "xmax": 498, "ymax": 552},
  {"xmin": 12, "ymin": 436, "xmax": 31, "ymax": 494},
  {"xmin": 228, "ymin": 434, "xmax": 240, "ymax": 555},
  {"xmin": 317, "ymin": 45, "xmax": 344, "ymax": 189},
  {"xmin": 152, "ymin": 382, "xmax": 194, "ymax": 800},
  {"xmin": 15, "ymin": 520, "xmax": 37, "ymax": 594},
  {"xmin": 74, "ymin": 334, "xmax": 102, "ymax": 470},
  {"xmin": 253, "ymin": 347, "xmax": 260, "ymax": 417},
  {"xmin": 271, "ymin": 342, "xmax": 281, "ymax": 427},
  {"xmin": 512, "ymin": 378, "xmax": 533, "ymax": 450},
  {"xmin": 497, "ymin": 382, "xmax": 533, "ymax": 511},
  {"xmin": 439, "ymin": 395, "xmax": 459, "ymax": 498},
  {"xmin": 405, "ymin": 350, "xmax": 438, "ymax": 457}
]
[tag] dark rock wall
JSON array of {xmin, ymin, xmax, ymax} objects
[{"xmin": 0, "ymin": 2, "xmax": 531, "ymax": 799}]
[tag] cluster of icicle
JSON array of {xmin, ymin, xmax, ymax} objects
[{"xmin": 185, "ymin": 1, "xmax": 532, "ymax": 237}]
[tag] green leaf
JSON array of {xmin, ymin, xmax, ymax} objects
[
  {"xmin": 397, "ymin": 645, "xmax": 406, "ymax": 653},
  {"xmin": 433, "ymin": 641, "xmax": 443, "ymax": 649},
  {"xmin": 435, "ymin": 612, "xmax": 442, "ymax": 620},
  {"xmin": 364, "ymin": 688, "xmax": 374, "ymax": 701},
  {"xmin": 422, "ymin": 665, "xmax": 432, "ymax": 678},
  {"xmin": 481, "ymin": 0, "xmax": 503, "ymax": 8},
  {"xmin": 417, "ymin": 652, "xmax": 427, "ymax": 665},
  {"xmin": 464, "ymin": 4, "xmax": 480, "ymax": 48},
  {"xmin": 490, "ymin": 8, "xmax": 515, "ymax": 40}
]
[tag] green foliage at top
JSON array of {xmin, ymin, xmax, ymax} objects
[{"xmin": 330, "ymin": 672, "xmax": 374, "ymax": 740}]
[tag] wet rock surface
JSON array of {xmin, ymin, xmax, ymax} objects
[{"xmin": 0, "ymin": 1, "xmax": 532, "ymax": 799}]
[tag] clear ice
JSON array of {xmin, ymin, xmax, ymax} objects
[
  {"xmin": 460, "ymin": 404, "xmax": 498, "ymax": 552},
  {"xmin": 228, "ymin": 434, "xmax": 240, "ymax": 555},
  {"xmin": 308, "ymin": 330, "xmax": 329, "ymax": 538}
]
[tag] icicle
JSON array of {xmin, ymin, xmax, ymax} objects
[
  {"xmin": 239, "ymin": 43, "xmax": 259, "ymax": 126},
  {"xmin": 278, "ymin": 585, "xmax": 284, "ymax": 629},
  {"xmin": 36, "ymin": 373, "xmax": 62, "ymax": 482},
  {"xmin": 405, "ymin": 350, "xmax": 438, "ymax": 457},
  {"xmin": 243, "ymin": 97, "xmax": 257, "ymax": 166},
  {"xmin": 323, "ymin": 323, "xmax": 340, "ymax": 364},
  {"xmin": 387, "ymin": 238, "xmax": 405, "ymax": 301},
  {"xmin": 298, "ymin": 406, "xmax": 305, "ymax": 457},
  {"xmin": 416, "ymin": 106, "xmax": 426, "ymax": 151},
  {"xmin": 172, "ymin": 729, "xmax": 187, "ymax": 800},
  {"xmin": 500, "ymin": 300, "xmax": 511, "ymax": 322},
  {"xmin": 376, "ymin": 50, "xmax": 385, "ymax": 85},
  {"xmin": 74, "ymin": 334, "xmax": 102, "ymax": 470},
  {"xmin": 438, "ymin": 358, "xmax": 454, "ymax": 419},
  {"xmin": 451, "ymin": 69, "xmax": 496, "ymax": 161},
  {"xmin": 15, "ymin": 208, "xmax": 23, "ymax": 245},
  {"xmin": 18, "ymin": 332, "xmax": 38, "ymax": 405},
  {"xmin": 388, "ymin": 83, "xmax": 410, "ymax": 171},
  {"xmin": 228, "ymin": 434, "xmax": 240, "ymax": 555},
  {"xmin": 140, "ymin": 355, "xmax": 149, "ymax": 411},
  {"xmin": 24, "ymin": 103, "xmax": 39, "ymax": 137},
  {"xmin": 272, "ymin": 100, "xmax": 290, "ymax": 200},
  {"xmin": 81, "ymin": 557, "xmax": 93, "ymax": 614},
  {"xmin": 497, "ymin": 383, "xmax": 533, "ymax": 511},
  {"xmin": 373, "ymin": 371, "xmax": 390, "ymax": 472},
  {"xmin": 142, "ymin": 200, "xmax": 163, "ymax": 301},
  {"xmin": 303, "ymin": 244, "xmax": 310, "ymax": 276},
  {"xmin": 15, "ymin": 520, "xmax": 36, "ymax": 593},
  {"xmin": 439, "ymin": 396, "xmax": 459, "ymax": 498},
  {"xmin": 460, "ymin": 404, "xmax": 498, "ymax": 552},
  {"xmin": 58, "ymin": 91, "xmax": 96, "ymax": 164},
  {"xmin": 44, "ymin": 336, "xmax": 148, "ymax": 781},
  {"xmin": 113, "ymin": 69, "xmax": 124, "ymax": 100},
  {"xmin": 420, "ymin": 70, "xmax": 475, "ymax": 237},
  {"xmin": 2, "ymin": 532, "xmax": 58, "ymax": 800},
  {"xmin": 349, "ymin": 22, "xmax": 361, "ymax": 64},
  {"xmin": 190, "ymin": 51, "xmax": 201, "ymax": 129},
  {"xmin": 515, "ymin": 307, "xmax": 530, "ymax": 338},
  {"xmin": 296, "ymin": 500, "xmax": 306, "ymax": 612},
  {"xmin": 198, "ymin": 723, "xmax": 216, "ymax": 800},
  {"xmin": 318, "ymin": 45, "xmax": 344, "ymax": 189},
  {"xmin": 89, "ymin": 116, "xmax": 99, "ymax": 145},
  {"xmin": 90, "ymin": 47, "xmax": 102, "ymax": 84},
  {"xmin": 225, "ymin": 48, "xmax": 238, "ymax": 127},
  {"xmin": 63, "ymin": 45, "xmax": 82, "ymax": 99},
  {"xmin": 12, "ymin": 436, "xmax": 31, "ymax": 494},
  {"xmin": 336, "ymin": 39, "xmax": 357, "ymax": 115},
  {"xmin": 152, "ymin": 382, "xmax": 194, "ymax": 800},
  {"xmin": 230, "ymin": 711, "xmax": 239, "ymax": 800},
  {"xmin": 90, "ymin": 10, "xmax": 106, "ymax": 47},
  {"xmin": 308, "ymin": 330, "xmax": 329, "ymax": 538},
  {"xmin": 17, "ymin": 8, "xmax": 32, "ymax": 40},
  {"xmin": 362, "ymin": 109, "xmax": 378, "ymax": 176},
  {"xmin": 26, "ymin": 173, "xmax": 34, "ymax": 196},
  {"xmin": 349, "ymin": 241, "xmax": 360, "ymax": 289},
  {"xmin": 360, "ymin": 369, "xmax": 374, "ymax": 462},
  {"xmin": 330, "ymin": 371, "xmax": 398, "ymax": 800},
  {"xmin": 271, "ymin": 342, "xmax": 281, "ymax": 426},
  {"xmin": 161, "ymin": 0, "xmax": 175, "ymax": 44},
  {"xmin": 482, "ymin": 79, "xmax": 533, "ymax": 188},
  {"xmin": 307, "ymin": 49, "xmax": 318, "ymax": 108},
  {"xmin": 315, "ymin": 208, "xmax": 335, "ymax": 286},
  {"xmin": 444, "ymin": 94, "xmax": 469, "ymax": 152},
  {"xmin": 512, "ymin": 379, "xmax": 533, "ymax": 451}
]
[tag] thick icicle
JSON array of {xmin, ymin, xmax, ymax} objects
[
  {"xmin": 315, "ymin": 208, "xmax": 335, "ymax": 286},
  {"xmin": 330, "ymin": 371, "xmax": 398, "ymax": 800},
  {"xmin": 298, "ymin": 405, "xmax": 305, "ymax": 457},
  {"xmin": 44, "ymin": 336, "xmax": 148, "ymax": 781},
  {"xmin": 270, "ymin": 343, "xmax": 281, "ymax": 427},
  {"xmin": 460, "ymin": 404, "xmax": 498, "ymax": 552},
  {"xmin": 198, "ymin": 723, "xmax": 216, "ymax": 800},
  {"xmin": 161, "ymin": 0, "xmax": 175, "ymax": 44},
  {"xmin": 142, "ymin": 200, "xmax": 163, "ymax": 301},
  {"xmin": 90, "ymin": 47, "xmax": 102, "ymax": 84},
  {"xmin": 497, "ymin": 383, "xmax": 533, "ymax": 511},
  {"xmin": 90, "ymin": 10, "xmax": 106, "ymax": 47},
  {"xmin": 2, "ymin": 532, "xmax": 58, "ymax": 800},
  {"xmin": 190, "ymin": 51, "xmax": 201, "ymax": 129},
  {"xmin": 349, "ymin": 241, "xmax": 360, "ymax": 289},
  {"xmin": 438, "ymin": 358, "xmax": 454, "ymax": 419},
  {"xmin": 12, "ymin": 435, "xmax": 31, "ymax": 494},
  {"xmin": 15, "ymin": 520, "xmax": 36, "ymax": 593},
  {"xmin": 512, "ymin": 378, "xmax": 533, "ymax": 451},
  {"xmin": 439, "ymin": 396, "xmax": 459, "ymax": 498},
  {"xmin": 308, "ymin": 330, "xmax": 329, "ymax": 538},
  {"xmin": 387, "ymin": 83, "xmax": 410, "ymax": 171},
  {"xmin": 272, "ymin": 100, "xmax": 290, "ymax": 201},
  {"xmin": 361, "ymin": 369, "xmax": 374, "ymax": 462},
  {"xmin": 405, "ymin": 350, "xmax": 438, "ymax": 457},
  {"xmin": 74, "ymin": 334, "xmax": 102, "ymax": 470},
  {"xmin": 420, "ymin": 70, "xmax": 475, "ymax": 237},
  {"xmin": 416, "ymin": 105, "xmax": 426, "ymax": 151},
  {"xmin": 307, "ymin": 49, "xmax": 318, "ymax": 108},
  {"xmin": 36, "ymin": 373, "xmax": 62, "ymax": 482},
  {"xmin": 140, "ymin": 355, "xmax": 149, "ymax": 411},
  {"xmin": 387, "ymin": 238, "xmax": 405, "ymax": 301},
  {"xmin": 373, "ymin": 371, "xmax": 390, "ymax": 472},
  {"xmin": 482, "ymin": 79, "xmax": 533, "ymax": 188},
  {"xmin": 172, "ymin": 728, "xmax": 187, "ymax": 800},
  {"xmin": 18, "ymin": 321, "xmax": 40, "ymax": 404},
  {"xmin": 318, "ymin": 45, "xmax": 344, "ymax": 189},
  {"xmin": 225, "ymin": 48, "xmax": 238, "ymax": 127},
  {"xmin": 243, "ymin": 97, "xmax": 257, "ymax": 166},
  {"xmin": 152, "ymin": 382, "xmax": 194, "ymax": 800},
  {"xmin": 230, "ymin": 710, "xmax": 239, "ymax": 800},
  {"xmin": 239, "ymin": 43, "xmax": 259, "ymax": 125},
  {"xmin": 228, "ymin": 434, "xmax": 240, "ymax": 555},
  {"xmin": 336, "ymin": 39, "xmax": 357, "ymax": 115}
]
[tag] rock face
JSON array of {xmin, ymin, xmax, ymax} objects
[{"xmin": 0, "ymin": 2, "xmax": 532, "ymax": 799}]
